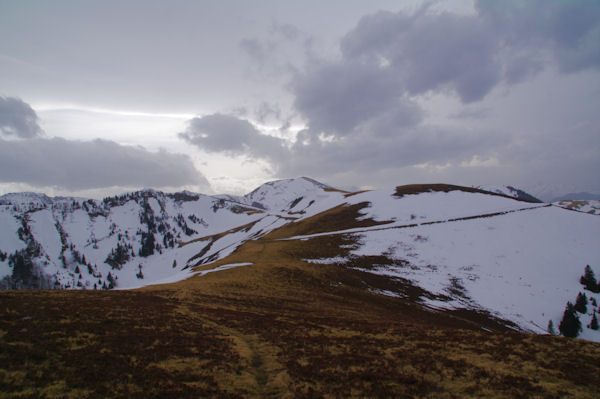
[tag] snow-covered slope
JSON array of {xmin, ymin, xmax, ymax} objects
[
  {"xmin": 0, "ymin": 189, "xmax": 268, "ymax": 290},
  {"xmin": 0, "ymin": 177, "xmax": 347, "ymax": 290},
  {"xmin": 334, "ymin": 205, "xmax": 599, "ymax": 340},
  {"xmin": 290, "ymin": 187, "xmax": 600, "ymax": 341}
]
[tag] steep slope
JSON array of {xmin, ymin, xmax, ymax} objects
[
  {"xmin": 0, "ymin": 177, "xmax": 347, "ymax": 290},
  {"xmin": 0, "ymin": 189, "xmax": 266, "ymax": 290}
]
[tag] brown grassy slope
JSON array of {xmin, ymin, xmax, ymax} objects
[{"xmin": 1, "ymin": 203, "xmax": 600, "ymax": 398}]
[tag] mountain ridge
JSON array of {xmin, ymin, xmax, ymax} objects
[
  {"xmin": 1, "ymin": 177, "xmax": 600, "ymax": 398},
  {"xmin": 1, "ymin": 178, "xmax": 598, "ymax": 341}
]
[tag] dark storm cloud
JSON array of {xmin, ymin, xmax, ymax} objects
[
  {"xmin": 0, "ymin": 137, "xmax": 206, "ymax": 190},
  {"xmin": 178, "ymin": 114, "xmax": 287, "ymax": 164},
  {"xmin": 0, "ymin": 96, "xmax": 43, "ymax": 138}
]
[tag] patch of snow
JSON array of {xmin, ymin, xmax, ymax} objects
[{"xmin": 304, "ymin": 257, "xmax": 348, "ymax": 265}]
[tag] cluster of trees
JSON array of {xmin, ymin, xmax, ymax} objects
[
  {"xmin": 139, "ymin": 232, "xmax": 156, "ymax": 257},
  {"xmin": 552, "ymin": 265, "xmax": 600, "ymax": 338},
  {"xmin": 0, "ymin": 244, "xmax": 53, "ymax": 289},
  {"xmin": 175, "ymin": 213, "xmax": 197, "ymax": 236},
  {"xmin": 105, "ymin": 242, "xmax": 132, "ymax": 270}
]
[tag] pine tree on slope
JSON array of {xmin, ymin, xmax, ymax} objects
[
  {"xmin": 580, "ymin": 265, "xmax": 599, "ymax": 293},
  {"xmin": 590, "ymin": 312, "xmax": 599, "ymax": 331},
  {"xmin": 559, "ymin": 302, "xmax": 581, "ymax": 338},
  {"xmin": 575, "ymin": 292, "xmax": 588, "ymax": 314},
  {"xmin": 547, "ymin": 320, "xmax": 556, "ymax": 335}
]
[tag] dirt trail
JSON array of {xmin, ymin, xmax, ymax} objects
[{"xmin": 171, "ymin": 294, "xmax": 289, "ymax": 398}]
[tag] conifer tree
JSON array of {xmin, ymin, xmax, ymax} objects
[
  {"xmin": 107, "ymin": 272, "xmax": 116, "ymax": 289},
  {"xmin": 575, "ymin": 292, "xmax": 588, "ymax": 314},
  {"xmin": 559, "ymin": 302, "xmax": 581, "ymax": 338},
  {"xmin": 136, "ymin": 264, "xmax": 144, "ymax": 279},
  {"xmin": 590, "ymin": 311, "xmax": 599, "ymax": 330},
  {"xmin": 547, "ymin": 320, "xmax": 556, "ymax": 335},
  {"xmin": 580, "ymin": 265, "xmax": 599, "ymax": 293}
]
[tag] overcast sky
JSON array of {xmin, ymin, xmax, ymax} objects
[{"xmin": 1, "ymin": 0, "xmax": 599, "ymax": 200}]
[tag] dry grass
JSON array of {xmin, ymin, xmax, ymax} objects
[{"xmin": 1, "ymin": 203, "xmax": 599, "ymax": 398}]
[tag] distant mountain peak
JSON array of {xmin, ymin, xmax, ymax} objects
[
  {"xmin": 551, "ymin": 192, "xmax": 600, "ymax": 202},
  {"xmin": 241, "ymin": 177, "xmax": 339, "ymax": 211}
]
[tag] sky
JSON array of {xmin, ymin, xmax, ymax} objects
[{"xmin": 0, "ymin": 0, "xmax": 599, "ymax": 201}]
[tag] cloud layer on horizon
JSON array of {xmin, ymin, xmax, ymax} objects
[
  {"xmin": 0, "ymin": 97, "xmax": 208, "ymax": 191},
  {"xmin": 0, "ymin": 136, "xmax": 207, "ymax": 191}
]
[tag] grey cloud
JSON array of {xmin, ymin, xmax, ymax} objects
[
  {"xmin": 340, "ymin": 7, "xmax": 501, "ymax": 103},
  {"xmin": 178, "ymin": 114, "xmax": 287, "ymax": 164},
  {"xmin": 282, "ymin": 125, "xmax": 505, "ymax": 178},
  {"xmin": 307, "ymin": 0, "xmax": 600, "ymax": 116},
  {"xmin": 239, "ymin": 38, "xmax": 271, "ymax": 66},
  {"xmin": 0, "ymin": 96, "xmax": 43, "ymax": 138},
  {"xmin": 0, "ymin": 137, "xmax": 206, "ymax": 190},
  {"xmin": 178, "ymin": 113, "xmax": 502, "ymax": 180},
  {"xmin": 450, "ymin": 107, "xmax": 491, "ymax": 120},
  {"xmin": 292, "ymin": 62, "xmax": 418, "ymax": 135},
  {"xmin": 282, "ymin": 1, "xmax": 600, "ymax": 176},
  {"xmin": 476, "ymin": 0, "xmax": 600, "ymax": 74},
  {"xmin": 270, "ymin": 22, "xmax": 302, "ymax": 42},
  {"xmin": 255, "ymin": 102, "xmax": 282, "ymax": 125},
  {"xmin": 179, "ymin": 2, "xmax": 600, "ymax": 197}
]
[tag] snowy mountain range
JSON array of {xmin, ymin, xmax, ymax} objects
[{"xmin": 1, "ymin": 177, "xmax": 599, "ymax": 341}]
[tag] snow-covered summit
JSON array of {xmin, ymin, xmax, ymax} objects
[
  {"xmin": 238, "ymin": 177, "xmax": 342, "ymax": 213},
  {"xmin": 0, "ymin": 192, "xmax": 55, "ymax": 208}
]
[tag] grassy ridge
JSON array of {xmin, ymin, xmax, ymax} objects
[{"xmin": 1, "ymin": 204, "xmax": 600, "ymax": 398}]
